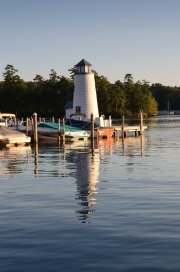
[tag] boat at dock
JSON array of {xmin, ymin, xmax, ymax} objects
[
  {"xmin": 0, "ymin": 113, "xmax": 16, "ymax": 127},
  {"xmin": 0, "ymin": 126, "xmax": 31, "ymax": 147},
  {"xmin": 37, "ymin": 122, "xmax": 90, "ymax": 142}
]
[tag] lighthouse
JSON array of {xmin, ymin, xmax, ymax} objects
[
  {"xmin": 65, "ymin": 59, "xmax": 108, "ymax": 127},
  {"xmin": 71, "ymin": 59, "xmax": 99, "ymax": 122}
]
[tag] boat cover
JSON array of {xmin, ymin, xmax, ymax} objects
[
  {"xmin": 38, "ymin": 122, "xmax": 84, "ymax": 132},
  {"xmin": 0, "ymin": 126, "xmax": 27, "ymax": 138}
]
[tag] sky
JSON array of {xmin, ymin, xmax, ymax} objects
[{"xmin": 0, "ymin": 0, "xmax": 180, "ymax": 86}]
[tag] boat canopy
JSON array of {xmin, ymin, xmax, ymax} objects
[
  {"xmin": 38, "ymin": 122, "xmax": 84, "ymax": 132},
  {"xmin": 0, "ymin": 113, "xmax": 16, "ymax": 119}
]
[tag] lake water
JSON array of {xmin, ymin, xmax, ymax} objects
[{"xmin": 1, "ymin": 115, "xmax": 180, "ymax": 272}]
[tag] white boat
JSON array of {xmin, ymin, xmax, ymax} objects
[
  {"xmin": 0, "ymin": 126, "xmax": 31, "ymax": 147},
  {"xmin": 0, "ymin": 113, "xmax": 16, "ymax": 127}
]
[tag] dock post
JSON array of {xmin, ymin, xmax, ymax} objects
[
  {"xmin": 5, "ymin": 119, "xmax": 7, "ymax": 127},
  {"xmin": 39, "ymin": 117, "xmax": 41, "ymax": 123},
  {"xmin": 109, "ymin": 115, "xmax": 111, "ymax": 127},
  {"xmin": 122, "ymin": 115, "xmax": 125, "ymax": 138},
  {"xmin": 60, "ymin": 118, "xmax": 65, "ymax": 144},
  {"xmin": 60, "ymin": 133, "xmax": 65, "ymax": 143},
  {"xmin": 14, "ymin": 116, "xmax": 16, "ymax": 126},
  {"xmin": 91, "ymin": 113, "xmax": 95, "ymax": 155},
  {"xmin": 34, "ymin": 143, "xmax": 38, "ymax": 174},
  {"xmin": 91, "ymin": 113, "xmax": 94, "ymax": 139},
  {"xmin": 31, "ymin": 117, "xmax": 33, "ymax": 132},
  {"xmin": 26, "ymin": 117, "xmax": 29, "ymax": 136},
  {"xmin": 52, "ymin": 117, "xmax": 54, "ymax": 123},
  {"xmin": 33, "ymin": 112, "xmax": 38, "ymax": 144},
  {"xmin": 62, "ymin": 118, "xmax": 65, "ymax": 134},
  {"xmin": 140, "ymin": 110, "xmax": 143, "ymax": 135},
  {"xmin": 91, "ymin": 137, "xmax": 94, "ymax": 156},
  {"xmin": 122, "ymin": 115, "xmax": 125, "ymax": 152},
  {"xmin": 58, "ymin": 118, "xmax": 60, "ymax": 144}
]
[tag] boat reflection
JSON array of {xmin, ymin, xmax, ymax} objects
[{"xmin": 0, "ymin": 146, "xmax": 31, "ymax": 176}]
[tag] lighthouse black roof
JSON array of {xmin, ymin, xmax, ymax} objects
[{"xmin": 75, "ymin": 59, "xmax": 92, "ymax": 67}]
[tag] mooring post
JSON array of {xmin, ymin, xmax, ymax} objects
[
  {"xmin": 34, "ymin": 143, "xmax": 38, "ymax": 175},
  {"xmin": 5, "ymin": 119, "xmax": 7, "ymax": 127},
  {"xmin": 31, "ymin": 117, "xmax": 33, "ymax": 132},
  {"xmin": 91, "ymin": 113, "xmax": 94, "ymax": 139},
  {"xmin": 60, "ymin": 118, "xmax": 65, "ymax": 144},
  {"xmin": 91, "ymin": 138, "xmax": 94, "ymax": 156},
  {"xmin": 140, "ymin": 110, "xmax": 143, "ymax": 135},
  {"xmin": 122, "ymin": 115, "xmax": 125, "ymax": 139},
  {"xmin": 58, "ymin": 118, "xmax": 60, "ymax": 143},
  {"xmin": 26, "ymin": 117, "xmax": 29, "ymax": 136},
  {"xmin": 62, "ymin": 118, "xmax": 65, "ymax": 134},
  {"xmin": 52, "ymin": 117, "xmax": 54, "ymax": 123},
  {"xmin": 39, "ymin": 117, "xmax": 41, "ymax": 123},
  {"xmin": 33, "ymin": 112, "xmax": 38, "ymax": 144},
  {"xmin": 109, "ymin": 115, "xmax": 111, "ymax": 127}
]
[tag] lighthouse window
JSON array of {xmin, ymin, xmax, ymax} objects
[
  {"xmin": 76, "ymin": 106, "xmax": 81, "ymax": 113},
  {"xmin": 81, "ymin": 66, "xmax": 85, "ymax": 73},
  {"xmin": 85, "ymin": 66, "xmax": 89, "ymax": 73}
]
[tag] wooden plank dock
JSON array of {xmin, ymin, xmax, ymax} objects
[{"xmin": 113, "ymin": 125, "xmax": 147, "ymax": 137}]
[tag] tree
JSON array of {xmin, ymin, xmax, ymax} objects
[
  {"xmin": 49, "ymin": 69, "xmax": 61, "ymax": 82},
  {"xmin": 68, "ymin": 65, "xmax": 78, "ymax": 80},
  {"xmin": 123, "ymin": 74, "xmax": 135, "ymax": 115},
  {"xmin": 110, "ymin": 81, "xmax": 126, "ymax": 117},
  {"xmin": 33, "ymin": 74, "xmax": 44, "ymax": 83},
  {"xmin": 2, "ymin": 64, "xmax": 26, "ymax": 114}
]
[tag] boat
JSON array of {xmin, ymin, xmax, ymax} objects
[
  {"xmin": 37, "ymin": 122, "xmax": 90, "ymax": 142},
  {"xmin": 0, "ymin": 113, "xmax": 16, "ymax": 127},
  {"xmin": 0, "ymin": 126, "xmax": 31, "ymax": 147},
  {"xmin": 65, "ymin": 119, "xmax": 115, "ymax": 139}
]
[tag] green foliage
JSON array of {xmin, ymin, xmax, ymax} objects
[
  {"xmin": 1, "ymin": 64, "xmax": 26, "ymax": 115},
  {"xmin": 68, "ymin": 65, "xmax": 78, "ymax": 80},
  {"xmin": 0, "ymin": 64, "xmax": 161, "ymax": 118},
  {"xmin": 151, "ymin": 84, "xmax": 180, "ymax": 111}
]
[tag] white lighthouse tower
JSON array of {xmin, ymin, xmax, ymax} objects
[{"xmin": 71, "ymin": 59, "xmax": 100, "ymax": 123}]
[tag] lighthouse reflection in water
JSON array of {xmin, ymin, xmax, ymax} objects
[{"xmin": 70, "ymin": 143, "xmax": 100, "ymax": 223}]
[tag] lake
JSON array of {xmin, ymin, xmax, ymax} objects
[{"xmin": 0, "ymin": 115, "xmax": 180, "ymax": 272}]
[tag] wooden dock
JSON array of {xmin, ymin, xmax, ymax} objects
[{"xmin": 114, "ymin": 125, "xmax": 147, "ymax": 137}]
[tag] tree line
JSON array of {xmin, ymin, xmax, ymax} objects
[{"xmin": 0, "ymin": 64, "xmax": 178, "ymax": 119}]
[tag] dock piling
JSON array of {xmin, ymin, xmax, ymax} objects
[
  {"xmin": 26, "ymin": 117, "xmax": 29, "ymax": 136},
  {"xmin": 62, "ymin": 118, "xmax": 65, "ymax": 134},
  {"xmin": 91, "ymin": 113, "xmax": 94, "ymax": 139},
  {"xmin": 33, "ymin": 112, "xmax": 38, "ymax": 143},
  {"xmin": 140, "ymin": 110, "xmax": 143, "ymax": 135},
  {"xmin": 122, "ymin": 116, "xmax": 126, "ymax": 138},
  {"xmin": 34, "ymin": 143, "xmax": 38, "ymax": 174},
  {"xmin": 58, "ymin": 118, "xmax": 60, "ymax": 144},
  {"xmin": 109, "ymin": 115, "xmax": 111, "ymax": 127}
]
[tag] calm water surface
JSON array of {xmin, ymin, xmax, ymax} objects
[{"xmin": 1, "ymin": 116, "xmax": 180, "ymax": 272}]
